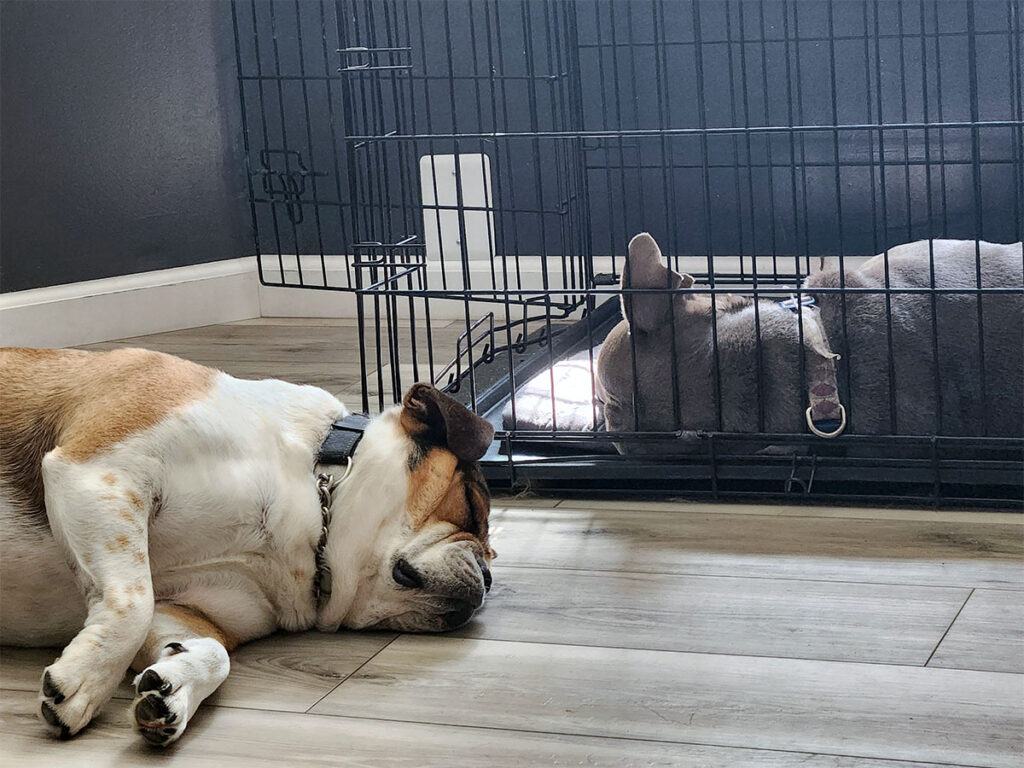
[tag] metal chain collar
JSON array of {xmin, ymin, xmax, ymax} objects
[{"xmin": 313, "ymin": 472, "xmax": 339, "ymax": 612}]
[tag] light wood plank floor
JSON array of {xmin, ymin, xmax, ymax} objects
[{"xmin": 1, "ymin": 319, "xmax": 1022, "ymax": 767}]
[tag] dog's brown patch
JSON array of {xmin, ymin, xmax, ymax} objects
[
  {"xmin": 158, "ymin": 604, "xmax": 238, "ymax": 651},
  {"xmin": 0, "ymin": 347, "xmax": 215, "ymax": 514},
  {"xmin": 132, "ymin": 550, "xmax": 147, "ymax": 565},
  {"xmin": 105, "ymin": 591, "xmax": 129, "ymax": 619},
  {"xmin": 405, "ymin": 448, "xmax": 491, "ymax": 553},
  {"xmin": 106, "ymin": 535, "xmax": 131, "ymax": 552},
  {"xmin": 127, "ymin": 491, "xmax": 143, "ymax": 508},
  {"xmin": 406, "ymin": 448, "xmax": 460, "ymax": 528}
]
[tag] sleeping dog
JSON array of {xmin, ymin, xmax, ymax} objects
[
  {"xmin": 597, "ymin": 234, "xmax": 1023, "ymax": 451},
  {"xmin": 0, "ymin": 348, "xmax": 495, "ymax": 745}
]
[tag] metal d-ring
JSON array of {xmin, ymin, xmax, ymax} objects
[{"xmin": 806, "ymin": 404, "xmax": 847, "ymax": 438}]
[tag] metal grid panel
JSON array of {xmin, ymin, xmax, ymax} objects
[{"xmin": 232, "ymin": 0, "xmax": 1024, "ymax": 506}]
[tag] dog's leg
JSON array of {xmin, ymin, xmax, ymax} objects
[
  {"xmin": 130, "ymin": 603, "xmax": 234, "ymax": 746},
  {"xmin": 38, "ymin": 455, "xmax": 155, "ymax": 737}
]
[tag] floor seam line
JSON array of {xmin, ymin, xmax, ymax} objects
[
  {"xmin": 528, "ymin": 505, "xmax": 1024, "ymax": 522},
  {"xmin": 419, "ymin": 633, "xmax": 1024, "ymax": 673},
  {"xmin": 924, "ymin": 588, "xmax": 975, "ymax": 667},
  {"xmin": 302, "ymin": 633, "xmax": 401, "ymax": 714},
  {"xmin": 491, "ymin": 562, "xmax": 1011, "ymax": 591},
  {"xmin": 296, "ymin": 709, "xmax": 999, "ymax": 768}
]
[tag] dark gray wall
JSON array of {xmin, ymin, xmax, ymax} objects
[
  {"xmin": 0, "ymin": 0, "xmax": 249, "ymax": 293},
  {"xmin": 234, "ymin": 0, "xmax": 1022, "ymax": 273}
]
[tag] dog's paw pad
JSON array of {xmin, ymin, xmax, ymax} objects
[
  {"xmin": 134, "ymin": 691, "xmax": 172, "ymax": 723},
  {"xmin": 133, "ymin": 688, "xmax": 186, "ymax": 747},
  {"xmin": 139, "ymin": 724, "xmax": 179, "ymax": 747},
  {"xmin": 136, "ymin": 669, "xmax": 172, "ymax": 696}
]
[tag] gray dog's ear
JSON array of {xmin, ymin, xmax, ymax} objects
[{"xmin": 622, "ymin": 233, "xmax": 694, "ymax": 333}]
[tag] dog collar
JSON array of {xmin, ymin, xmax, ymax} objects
[
  {"xmin": 780, "ymin": 297, "xmax": 847, "ymax": 438},
  {"xmin": 312, "ymin": 413, "xmax": 371, "ymax": 613},
  {"xmin": 317, "ymin": 412, "xmax": 371, "ymax": 465}
]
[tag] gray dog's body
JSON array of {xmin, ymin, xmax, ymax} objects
[{"xmin": 596, "ymin": 235, "xmax": 1023, "ymax": 452}]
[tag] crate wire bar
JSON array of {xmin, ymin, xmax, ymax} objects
[{"xmin": 232, "ymin": 0, "xmax": 1024, "ymax": 507}]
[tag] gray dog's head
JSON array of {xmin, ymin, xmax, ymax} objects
[
  {"xmin": 595, "ymin": 233, "xmax": 798, "ymax": 452},
  {"xmin": 596, "ymin": 232, "xmax": 703, "ymax": 445}
]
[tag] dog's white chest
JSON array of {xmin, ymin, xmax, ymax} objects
[{"xmin": 139, "ymin": 376, "xmax": 346, "ymax": 637}]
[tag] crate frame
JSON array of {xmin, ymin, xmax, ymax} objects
[{"xmin": 232, "ymin": 0, "xmax": 1024, "ymax": 507}]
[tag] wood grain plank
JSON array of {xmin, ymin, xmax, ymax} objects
[
  {"xmin": 88, "ymin": 321, "xmax": 457, "ymax": 344},
  {"xmin": 0, "ymin": 647, "xmax": 56, "ymax": 693},
  {"xmin": 489, "ymin": 506, "xmax": 1024, "ymax": 588},
  {"xmin": 313, "ymin": 636, "xmax": 1024, "ymax": 768},
  {"xmin": 81, "ymin": 338, "xmax": 366, "ymax": 363},
  {"xmin": 455, "ymin": 567, "xmax": 969, "ymax": 664},
  {"xmin": 928, "ymin": 590, "xmax": 1024, "ymax": 673},
  {"xmin": 80, "ymin": 321, "xmax": 465, "ymax": 366},
  {"xmin": 0, "ymin": 689, "xmax": 978, "ymax": 768},
  {"xmin": 1, "ymin": 632, "xmax": 396, "ymax": 713},
  {"xmin": 205, "ymin": 631, "xmax": 397, "ymax": 711},
  {"xmin": 552, "ymin": 499, "xmax": 1024, "ymax": 522},
  {"xmin": 191, "ymin": 360, "xmax": 364, "ymax": 393}
]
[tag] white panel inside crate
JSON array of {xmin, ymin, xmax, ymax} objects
[{"xmin": 420, "ymin": 154, "xmax": 495, "ymax": 262}]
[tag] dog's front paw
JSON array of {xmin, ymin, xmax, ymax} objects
[
  {"xmin": 131, "ymin": 638, "xmax": 229, "ymax": 747},
  {"xmin": 39, "ymin": 658, "xmax": 119, "ymax": 738}
]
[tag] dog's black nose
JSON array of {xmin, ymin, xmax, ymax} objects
[
  {"xmin": 392, "ymin": 558, "xmax": 423, "ymax": 589},
  {"xmin": 480, "ymin": 561, "xmax": 492, "ymax": 593},
  {"xmin": 444, "ymin": 600, "xmax": 476, "ymax": 629}
]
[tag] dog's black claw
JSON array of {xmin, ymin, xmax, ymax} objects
[
  {"xmin": 165, "ymin": 642, "xmax": 187, "ymax": 655},
  {"xmin": 40, "ymin": 701, "xmax": 70, "ymax": 739},
  {"xmin": 163, "ymin": 711, "xmax": 177, "ymax": 724},
  {"xmin": 135, "ymin": 692, "xmax": 172, "ymax": 724},
  {"xmin": 42, "ymin": 670, "xmax": 65, "ymax": 705},
  {"xmin": 136, "ymin": 669, "xmax": 171, "ymax": 696}
]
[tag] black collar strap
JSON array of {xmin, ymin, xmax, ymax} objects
[
  {"xmin": 312, "ymin": 412, "xmax": 371, "ymax": 615},
  {"xmin": 317, "ymin": 412, "xmax": 372, "ymax": 465}
]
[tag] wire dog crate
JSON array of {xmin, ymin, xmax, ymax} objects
[{"xmin": 232, "ymin": 0, "xmax": 1024, "ymax": 507}]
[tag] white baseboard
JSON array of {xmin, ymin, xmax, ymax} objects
[
  {"xmin": 256, "ymin": 254, "xmax": 619, "ymax": 320},
  {"xmin": 0, "ymin": 258, "xmax": 260, "ymax": 348}
]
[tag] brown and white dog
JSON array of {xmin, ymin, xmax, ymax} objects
[{"xmin": 0, "ymin": 348, "xmax": 495, "ymax": 745}]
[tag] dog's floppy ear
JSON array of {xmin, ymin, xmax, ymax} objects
[
  {"xmin": 401, "ymin": 383, "xmax": 495, "ymax": 462},
  {"xmin": 622, "ymin": 232, "xmax": 694, "ymax": 333}
]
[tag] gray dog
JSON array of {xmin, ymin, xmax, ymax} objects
[{"xmin": 596, "ymin": 234, "xmax": 1023, "ymax": 453}]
